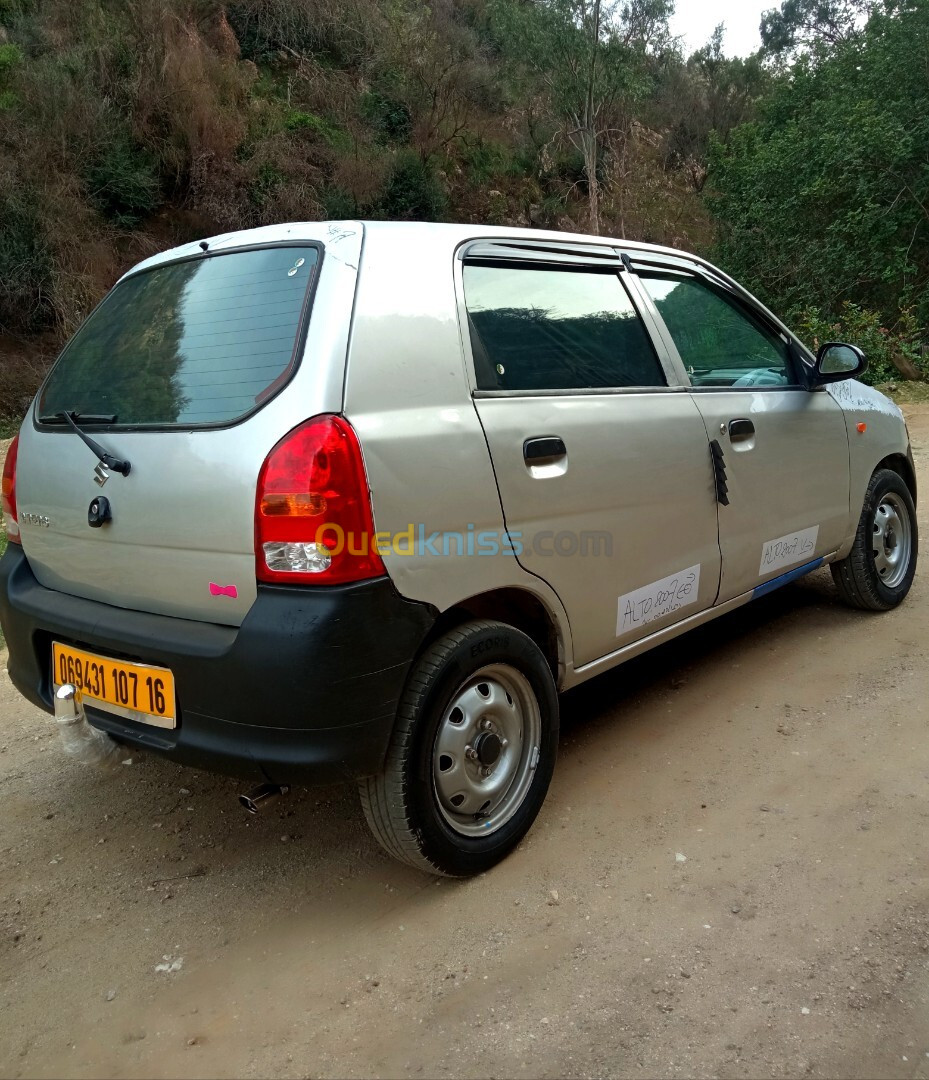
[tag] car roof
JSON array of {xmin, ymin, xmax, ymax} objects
[{"xmin": 120, "ymin": 220, "xmax": 692, "ymax": 282}]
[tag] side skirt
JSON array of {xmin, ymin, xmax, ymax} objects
[{"xmin": 751, "ymin": 557, "xmax": 824, "ymax": 599}]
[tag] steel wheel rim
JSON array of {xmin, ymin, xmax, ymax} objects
[
  {"xmin": 872, "ymin": 491, "xmax": 912, "ymax": 589},
  {"xmin": 432, "ymin": 663, "xmax": 542, "ymax": 837}
]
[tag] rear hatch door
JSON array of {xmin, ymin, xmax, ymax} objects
[{"xmin": 15, "ymin": 226, "xmax": 361, "ymax": 625}]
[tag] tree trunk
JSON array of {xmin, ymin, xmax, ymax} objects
[
  {"xmin": 615, "ymin": 129, "xmax": 627, "ymax": 238},
  {"xmin": 891, "ymin": 351, "xmax": 923, "ymax": 380},
  {"xmin": 585, "ymin": 135, "xmax": 600, "ymax": 235},
  {"xmin": 584, "ymin": 0, "xmax": 601, "ymax": 235}
]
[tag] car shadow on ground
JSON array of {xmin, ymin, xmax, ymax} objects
[
  {"xmin": 559, "ymin": 568, "xmax": 845, "ymax": 738},
  {"xmin": 11, "ymin": 570, "xmax": 852, "ymax": 906}
]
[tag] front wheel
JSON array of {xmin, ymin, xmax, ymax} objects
[
  {"xmin": 831, "ymin": 468, "xmax": 918, "ymax": 611},
  {"xmin": 359, "ymin": 619, "xmax": 559, "ymax": 876}
]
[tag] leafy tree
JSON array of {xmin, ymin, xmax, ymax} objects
[
  {"xmin": 708, "ymin": 0, "xmax": 929, "ymax": 375},
  {"xmin": 377, "ymin": 1, "xmax": 487, "ymax": 161},
  {"xmin": 491, "ymin": 0, "xmax": 672, "ymax": 234},
  {"xmin": 660, "ymin": 25, "xmax": 769, "ymax": 191},
  {"xmin": 760, "ymin": 0, "xmax": 873, "ymax": 57}
]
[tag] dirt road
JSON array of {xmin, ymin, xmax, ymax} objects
[{"xmin": 1, "ymin": 408, "xmax": 928, "ymax": 1080}]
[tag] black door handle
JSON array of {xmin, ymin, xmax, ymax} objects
[
  {"xmin": 523, "ymin": 436, "xmax": 567, "ymax": 461},
  {"xmin": 728, "ymin": 418, "xmax": 755, "ymax": 440}
]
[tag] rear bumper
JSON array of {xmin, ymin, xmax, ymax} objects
[{"xmin": 0, "ymin": 545, "xmax": 435, "ymax": 784}]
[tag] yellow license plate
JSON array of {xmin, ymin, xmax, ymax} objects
[{"xmin": 52, "ymin": 642, "xmax": 177, "ymax": 729}]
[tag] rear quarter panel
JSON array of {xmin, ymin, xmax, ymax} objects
[{"xmin": 343, "ymin": 225, "xmax": 573, "ymax": 677}]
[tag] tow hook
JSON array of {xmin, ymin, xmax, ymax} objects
[{"xmin": 238, "ymin": 783, "xmax": 290, "ymax": 814}]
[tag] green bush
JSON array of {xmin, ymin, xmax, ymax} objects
[
  {"xmin": 537, "ymin": 191, "xmax": 566, "ymax": 223},
  {"xmin": 283, "ymin": 109, "xmax": 351, "ymax": 149},
  {"xmin": 0, "ymin": 40, "xmax": 21, "ymax": 108},
  {"xmin": 320, "ymin": 185, "xmax": 359, "ymax": 219},
  {"xmin": 376, "ymin": 151, "xmax": 446, "ymax": 220},
  {"xmin": 85, "ymin": 130, "xmax": 161, "ymax": 227},
  {"xmin": 249, "ymin": 161, "xmax": 285, "ymax": 208},
  {"xmin": 226, "ymin": 3, "xmax": 316, "ymax": 66},
  {"xmin": 360, "ymin": 90, "xmax": 412, "ymax": 144},
  {"xmin": 0, "ymin": 0, "xmax": 35, "ymax": 21},
  {"xmin": 283, "ymin": 109, "xmax": 321, "ymax": 132},
  {"xmin": 789, "ymin": 302, "xmax": 928, "ymax": 386},
  {"xmin": 460, "ymin": 139, "xmax": 518, "ymax": 186},
  {"xmin": 0, "ymin": 41, "xmax": 23, "ymax": 77}
]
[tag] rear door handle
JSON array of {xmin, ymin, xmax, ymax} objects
[
  {"xmin": 523, "ymin": 436, "xmax": 567, "ymax": 461},
  {"xmin": 728, "ymin": 418, "xmax": 755, "ymax": 441}
]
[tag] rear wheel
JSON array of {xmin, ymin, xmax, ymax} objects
[
  {"xmin": 831, "ymin": 468, "xmax": 918, "ymax": 610},
  {"xmin": 359, "ymin": 619, "xmax": 558, "ymax": 876}
]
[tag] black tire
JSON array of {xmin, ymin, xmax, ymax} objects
[
  {"xmin": 831, "ymin": 468, "xmax": 918, "ymax": 611},
  {"xmin": 359, "ymin": 619, "xmax": 559, "ymax": 876}
]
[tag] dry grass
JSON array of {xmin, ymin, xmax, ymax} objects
[
  {"xmin": 880, "ymin": 380, "xmax": 929, "ymax": 405},
  {"xmin": 0, "ymin": 339, "xmax": 53, "ymax": 422},
  {"xmin": 132, "ymin": 5, "xmax": 254, "ymax": 179}
]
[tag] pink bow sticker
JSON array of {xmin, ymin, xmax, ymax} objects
[{"xmin": 209, "ymin": 582, "xmax": 238, "ymax": 599}]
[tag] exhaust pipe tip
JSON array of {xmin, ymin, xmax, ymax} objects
[
  {"xmin": 238, "ymin": 783, "xmax": 289, "ymax": 814},
  {"xmin": 54, "ymin": 682, "xmax": 84, "ymax": 722},
  {"xmin": 52, "ymin": 682, "xmax": 123, "ymax": 768}
]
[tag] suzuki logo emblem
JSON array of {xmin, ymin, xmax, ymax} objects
[{"xmin": 94, "ymin": 461, "xmax": 110, "ymax": 487}]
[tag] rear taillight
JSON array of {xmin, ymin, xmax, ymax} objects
[
  {"xmin": 255, "ymin": 415, "xmax": 386, "ymax": 585},
  {"xmin": 1, "ymin": 435, "xmax": 20, "ymax": 545}
]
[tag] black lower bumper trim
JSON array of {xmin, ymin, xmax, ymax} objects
[{"xmin": 0, "ymin": 545, "xmax": 436, "ymax": 784}]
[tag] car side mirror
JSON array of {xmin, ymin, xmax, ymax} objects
[{"xmin": 813, "ymin": 342, "xmax": 868, "ymax": 385}]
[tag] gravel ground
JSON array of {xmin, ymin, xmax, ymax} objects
[{"xmin": 0, "ymin": 407, "xmax": 927, "ymax": 1080}]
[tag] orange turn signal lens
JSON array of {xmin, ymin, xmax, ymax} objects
[
  {"xmin": 857, "ymin": 422, "xmax": 867, "ymax": 434},
  {"xmin": 260, "ymin": 493, "xmax": 328, "ymax": 517}
]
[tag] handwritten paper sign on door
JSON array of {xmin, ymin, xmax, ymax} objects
[
  {"xmin": 758, "ymin": 525, "xmax": 819, "ymax": 576},
  {"xmin": 616, "ymin": 564, "xmax": 701, "ymax": 637}
]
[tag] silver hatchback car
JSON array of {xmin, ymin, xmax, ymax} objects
[{"xmin": 0, "ymin": 222, "xmax": 918, "ymax": 875}]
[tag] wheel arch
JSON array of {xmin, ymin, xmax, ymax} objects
[
  {"xmin": 424, "ymin": 588, "xmax": 566, "ymax": 685},
  {"xmin": 877, "ymin": 452, "xmax": 917, "ymax": 505}
]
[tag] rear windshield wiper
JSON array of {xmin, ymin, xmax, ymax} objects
[{"xmin": 38, "ymin": 411, "xmax": 131, "ymax": 477}]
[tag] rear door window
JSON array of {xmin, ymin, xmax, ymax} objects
[
  {"xmin": 463, "ymin": 263, "xmax": 665, "ymax": 391},
  {"xmin": 38, "ymin": 245, "xmax": 319, "ymax": 427}
]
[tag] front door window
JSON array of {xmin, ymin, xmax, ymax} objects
[{"xmin": 639, "ymin": 273, "xmax": 794, "ymax": 388}]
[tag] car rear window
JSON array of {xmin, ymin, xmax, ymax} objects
[{"xmin": 38, "ymin": 245, "xmax": 319, "ymax": 427}]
